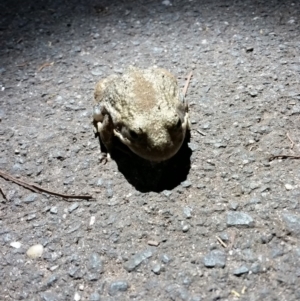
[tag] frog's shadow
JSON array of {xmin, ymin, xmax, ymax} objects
[{"xmin": 98, "ymin": 131, "xmax": 192, "ymax": 193}]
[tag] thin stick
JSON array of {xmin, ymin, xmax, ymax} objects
[
  {"xmin": 216, "ymin": 236, "xmax": 227, "ymax": 248},
  {"xmin": 269, "ymin": 155, "xmax": 300, "ymax": 161},
  {"xmin": 38, "ymin": 62, "xmax": 54, "ymax": 72},
  {"xmin": 0, "ymin": 170, "xmax": 93, "ymax": 200},
  {"xmin": 0, "ymin": 187, "xmax": 8, "ymax": 201},
  {"xmin": 196, "ymin": 129, "xmax": 206, "ymax": 136},
  {"xmin": 182, "ymin": 71, "xmax": 193, "ymax": 98},
  {"xmin": 286, "ymin": 133, "xmax": 295, "ymax": 149}
]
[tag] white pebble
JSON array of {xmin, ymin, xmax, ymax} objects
[
  {"xmin": 26, "ymin": 244, "xmax": 44, "ymax": 259},
  {"xmin": 79, "ymin": 284, "xmax": 84, "ymax": 290},
  {"xmin": 74, "ymin": 292, "xmax": 81, "ymax": 301},
  {"xmin": 89, "ymin": 216, "xmax": 95, "ymax": 226},
  {"xmin": 10, "ymin": 241, "xmax": 22, "ymax": 248},
  {"xmin": 285, "ymin": 184, "xmax": 293, "ymax": 190},
  {"xmin": 50, "ymin": 265, "xmax": 59, "ymax": 271}
]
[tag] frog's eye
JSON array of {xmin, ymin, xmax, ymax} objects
[{"xmin": 129, "ymin": 129, "xmax": 139, "ymax": 140}]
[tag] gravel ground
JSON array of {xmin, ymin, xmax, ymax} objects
[{"xmin": 1, "ymin": 0, "xmax": 300, "ymax": 300}]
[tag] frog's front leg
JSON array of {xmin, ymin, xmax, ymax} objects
[{"xmin": 93, "ymin": 104, "xmax": 114, "ymax": 161}]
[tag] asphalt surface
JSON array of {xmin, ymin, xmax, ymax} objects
[{"xmin": 1, "ymin": 0, "xmax": 300, "ymax": 300}]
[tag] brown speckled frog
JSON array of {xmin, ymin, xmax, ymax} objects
[{"xmin": 93, "ymin": 66, "xmax": 189, "ymax": 162}]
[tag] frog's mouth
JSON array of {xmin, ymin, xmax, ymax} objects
[{"xmin": 113, "ymin": 113, "xmax": 189, "ymax": 162}]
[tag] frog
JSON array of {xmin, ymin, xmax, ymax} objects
[{"xmin": 93, "ymin": 66, "xmax": 189, "ymax": 162}]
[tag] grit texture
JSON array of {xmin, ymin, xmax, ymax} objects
[{"xmin": 1, "ymin": 0, "xmax": 300, "ymax": 300}]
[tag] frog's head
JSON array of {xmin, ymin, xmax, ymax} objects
[{"xmin": 114, "ymin": 100, "xmax": 189, "ymax": 162}]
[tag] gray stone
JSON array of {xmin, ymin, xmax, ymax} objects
[
  {"xmin": 227, "ymin": 211, "xmax": 254, "ymax": 227},
  {"xmin": 161, "ymin": 254, "xmax": 171, "ymax": 264},
  {"xmin": 282, "ymin": 213, "xmax": 300, "ymax": 237},
  {"xmin": 233, "ymin": 265, "xmax": 249, "ymax": 276},
  {"xmin": 87, "ymin": 253, "xmax": 104, "ymax": 273},
  {"xmin": 41, "ymin": 292, "xmax": 59, "ymax": 301},
  {"xmin": 181, "ymin": 180, "xmax": 192, "ymax": 188},
  {"xmin": 23, "ymin": 193, "xmax": 39, "ymax": 203},
  {"xmin": 163, "ymin": 190, "xmax": 172, "ymax": 198},
  {"xmin": 151, "ymin": 263, "xmax": 161, "ymax": 275},
  {"xmin": 108, "ymin": 280, "xmax": 129, "ymax": 296},
  {"xmin": 183, "ymin": 207, "xmax": 192, "ymax": 219},
  {"xmin": 188, "ymin": 142, "xmax": 199, "ymax": 151},
  {"xmin": 250, "ymin": 262, "xmax": 263, "ymax": 274},
  {"xmin": 50, "ymin": 207, "xmax": 58, "ymax": 214},
  {"xmin": 229, "ymin": 201, "xmax": 239, "ymax": 210},
  {"xmin": 182, "ymin": 224, "xmax": 190, "ymax": 232},
  {"xmin": 46, "ymin": 275, "xmax": 59, "ymax": 287},
  {"xmin": 91, "ymin": 67, "xmax": 103, "ymax": 76},
  {"xmin": 89, "ymin": 293, "xmax": 101, "ymax": 301},
  {"xmin": 68, "ymin": 203, "xmax": 79, "ymax": 213},
  {"xmin": 123, "ymin": 249, "xmax": 153, "ymax": 272},
  {"xmin": 203, "ymin": 250, "xmax": 226, "ymax": 268}
]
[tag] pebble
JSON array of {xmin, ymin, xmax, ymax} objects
[
  {"xmin": 108, "ymin": 280, "xmax": 129, "ymax": 296},
  {"xmin": 74, "ymin": 292, "xmax": 81, "ymax": 301},
  {"xmin": 203, "ymin": 250, "xmax": 227, "ymax": 268},
  {"xmin": 229, "ymin": 202, "xmax": 239, "ymax": 210},
  {"xmin": 182, "ymin": 224, "xmax": 190, "ymax": 232},
  {"xmin": 87, "ymin": 252, "xmax": 103, "ymax": 273},
  {"xmin": 147, "ymin": 240, "xmax": 160, "ymax": 246},
  {"xmin": 183, "ymin": 207, "xmax": 192, "ymax": 219},
  {"xmin": 10, "ymin": 241, "xmax": 22, "ymax": 248},
  {"xmin": 151, "ymin": 263, "xmax": 162, "ymax": 275},
  {"xmin": 68, "ymin": 203, "xmax": 79, "ymax": 213},
  {"xmin": 233, "ymin": 265, "xmax": 249, "ymax": 276},
  {"xmin": 50, "ymin": 206, "xmax": 58, "ymax": 214},
  {"xmin": 162, "ymin": 190, "xmax": 172, "ymax": 198},
  {"xmin": 26, "ymin": 213, "xmax": 36, "ymax": 221},
  {"xmin": 188, "ymin": 142, "xmax": 199, "ymax": 151},
  {"xmin": 282, "ymin": 213, "xmax": 300, "ymax": 237},
  {"xmin": 41, "ymin": 292, "xmax": 58, "ymax": 301},
  {"xmin": 79, "ymin": 284, "xmax": 84, "ymax": 291},
  {"xmin": 91, "ymin": 67, "xmax": 103, "ymax": 76},
  {"xmin": 46, "ymin": 275, "xmax": 58, "ymax": 287},
  {"xmin": 161, "ymin": 254, "xmax": 171, "ymax": 264},
  {"xmin": 89, "ymin": 293, "xmax": 101, "ymax": 301},
  {"xmin": 181, "ymin": 180, "xmax": 192, "ymax": 188},
  {"xmin": 251, "ymin": 262, "xmax": 262, "ymax": 274},
  {"xmin": 124, "ymin": 249, "xmax": 153, "ymax": 272},
  {"xmin": 49, "ymin": 265, "xmax": 59, "ymax": 271},
  {"xmin": 23, "ymin": 193, "xmax": 39, "ymax": 203},
  {"xmin": 26, "ymin": 244, "xmax": 44, "ymax": 259},
  {"xmin": 285, "ymin": 184, "xmax": 294, "ymax": 190},
  {"xmin": 89, "ymin": 216, "xmax": 96, "ymax": 226},
  {"xmin": 162, "ymin": 0, "xmax": 172, "ymax": 6},
  {"xmin": 249, "ymin": 90, "xmax": 258, "ymax": 97},
  {"xmin": 227, "ymin": 211, "xmax": 255, "ymax": 227}
]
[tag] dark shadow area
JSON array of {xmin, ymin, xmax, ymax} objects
[{"xmin": 97, "ymin": 130, "xmax": 192, "ymax": 192}]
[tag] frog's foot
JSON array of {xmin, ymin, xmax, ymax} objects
[{"xmin": 99, "ymin": 152, "xmax": 111, "ymax": 164}]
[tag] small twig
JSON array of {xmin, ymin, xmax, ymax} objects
[
  {"xmin": 286, "ymin": 132, "xmax": 295, "ymax": 149},
  {"xmin": 38, "ymin": 62, "xmax": 54, "ymax": 72},
  {"xmin": 0, "ymin": 187, "xmax": 8, "ymax": 201},
  {"xmin": 0, "ymin": 170, "xmax": 93, "ymax": 201},
  {"xmin": 182, "ymin": 71, "xmax": 193, "ymax": 98},
  {"xmin": 231, "ymin": 290, "xmax": 241, "ymax": 298},
  {"xmin": 196, "ymin": 129, "xmax": 206, "ymax": 136},
  {"xmin": 269, "ymin": 155, "xmax": 300, "ymax": 161},
  {"xmin": 17, "ymin": 62, "xmax": 28, "ymax": 67},
  {"xmin": 216, "ymin": 236, "xmax": 227, "ymax": 248}
]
